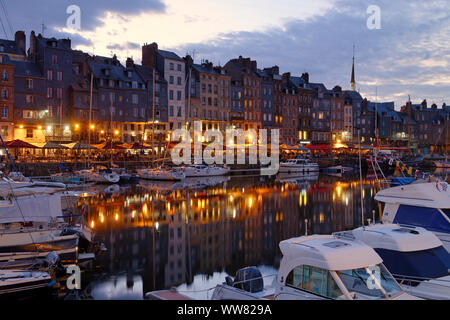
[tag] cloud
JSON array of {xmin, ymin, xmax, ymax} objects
[
  {"xmin": 172, "ymin": 0, "xmax": 450, "ymax": 107},
  {"xmin": 2, "ymin": 0, "xmax": 166, "ymax": 35}
]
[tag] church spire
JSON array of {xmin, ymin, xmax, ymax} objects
[{"xmin": 350, "ymin": 44, "xmax": 356, "ymax": 91}]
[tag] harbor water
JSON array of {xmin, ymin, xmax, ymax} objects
[{"xmin": 75, "ymin": 173, "xmax": 385, "ymax": 300}]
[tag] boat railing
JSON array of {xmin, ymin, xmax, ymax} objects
[
  {"xmin": 391, "ymin": 273, "xmax": 450, "ymax": 294},
  {"xmin": 227, "ymin": 273, "xmax": 277, "ymax": 288},
  {"xmin": 332, "ymin": 231, "xmax": 356, "ymax": 241}
]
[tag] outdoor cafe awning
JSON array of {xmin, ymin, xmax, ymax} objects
[
  {"xmin": 33, "ymin": 142, "xmax": 69, "ymax": 149},
  {"xmin": 62, "ymin": 142, "xmax": 98, "ymax": 150},
  {"xmin": 4, "ymin": 139, "xmax": 38, "ymax": 148},
  {"xmin": 93, "ymin": 142, "xmax": 126, "ymax": 150},
  {"xmin": 305, "ymin": 144, "xmax": 331, "ymax": 151}
]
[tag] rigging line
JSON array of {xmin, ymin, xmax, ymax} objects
[
  {"xmin": 0, "ymin": 135, "xmax": 39, "ymax": 252},
  {"xmin": 0, "ymin": 13, "xmax": 8, "ymax": 40},
  {"xmin": 0, "ymin": 0, "xmax": 13, "ymax": 38}
]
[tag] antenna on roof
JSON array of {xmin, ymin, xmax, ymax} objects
[{"xmin": 41, "ymin": 20, "xmax": 47, "ymax": 37}]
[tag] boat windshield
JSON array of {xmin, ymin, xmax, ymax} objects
[
  {"xmin": 375, "ymin": 246, "xmax": 450, "ymax": 282},
  {"xmin": 336, "ymin": 264, "xmax": 403, "ymax": 299},
  {"xmin": 441, "ymin": 209, "xmax": 450, "ymax": 220}
]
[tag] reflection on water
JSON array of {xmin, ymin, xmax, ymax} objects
[{"xmin": 79, "ymin": 173, "xmax": 381, "ymax": 299}]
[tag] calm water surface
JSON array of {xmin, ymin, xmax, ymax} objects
[{"xmin": 76, "ymin": 173, "xmax": 385, "ymax": 299}]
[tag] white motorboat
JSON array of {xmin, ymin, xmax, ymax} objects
[
  {"xmin": 210, "ymin": 234, "xmax": 418, "ymax": 300},
  {"xmin": 75, "ymin": 168, "xmax": 120, "ymax": 184},
  {"xmin": 279, "ymin": 158, "xmax": 319, "ymax": 174},
  {"xmin": 334, "ymin": 224, "xmax": 450, "ymax": 300},
  {"xmin": 434, "ymin": 161, "xmax": 450, "ymax": 168},
  {"xmin": 137, "ymin": 167, "xmax": 185, "ymax": 181},
  {"xmin": 0, "ymin": 185, "xmax": 94, "ymax": 257},
  {"xmin": 182, "ymin": 164, "xmax": 230, "ymax": 177},
  {"xmin": 375, "ymin": 182, "xmax": 450, "ymax": 252},
  {"xmin": 0, "ymin": 269, "xmax": 53, "ymax": 297}
]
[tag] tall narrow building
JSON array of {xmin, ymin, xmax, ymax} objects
[{"xmin": 350, "ymin": 46, "xmax": 356, "ymax": 91}]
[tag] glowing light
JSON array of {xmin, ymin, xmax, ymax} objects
[
  {"xmin": 336, "ymin": 185, "xmax": 342, "ymax": 197},
  {"xmin": 65, "ymin": 126, "xmax": 69, "ymax": 131},
  {"xmin": 100, "ymin": 215, "xmax": 104, "ymax": 223},
  {"xmin": 37, "ymin": 125, "xmax": 42, "ymax": 130},
  {"xmin": 90, "ymin": 124, "xmax": 95, "ymax": 129},
  {"xmin": 229, "ymin": 195, "xmax": 233, "ymax": 202},
  {"xmin": 232, "ymin": 209, "xmax": 236, "ymax": 219},
  {"xmin": 90, "ymin": 220, "xmax": 95, "ymax": 228},
  {"xmin": 75, "ymin": 124, "xmax": 79, "ymax": 129},
  {"xmin": 100, "ymin": 130, "xmax": 105, "ymax": 134},
  {"xmin": 155, "ymin": 221, "xmax": 159, "ymax": 230},
  {"xmin": 132, "ymin": 210, "xmax": 136, "ymax": 218},
  {"xmin": 248, "ymin": 197, "xmax": 253, "ymax": 208},
  {"xmin": 19, "ymin": 125, "xmax": 23, "ymax": 129},
  {"xmin": 114, "ymin": 130, "xmax": 119, "ymax": 135},
  {"xmin": 143, "ymin": 203, "xmax": 148, "ymax": 215},
  {"xmin": 115, "ymin": 213, "xmax": 119, "ymax": 221}
]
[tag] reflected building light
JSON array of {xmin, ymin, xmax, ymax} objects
[
  {"xmin": 115, "ymin": 213, "xmax": 119, "ymax": 221},
  {"xmin": 155, "ymin": 221, "xmax": 159, "ymax": 230},
  {"xmin": 336, "ymin": 186, "xmax": 342, "ymax": 197},
  {"xmin": 91, "ymin": 220, "xmax": 95, "ymax": 228},
  {"xmin": 232, "ymin": 208, "xmax": 236, "ymax": 219}
]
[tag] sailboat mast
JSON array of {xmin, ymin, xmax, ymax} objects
[
  {"xmin": 408, "ymin": 95, "xmax": 411, "ymax": 157},
  {"xmin": 152, "ymin": 68, "xmax": 155, "ymax": 162},
  {"xmin": 88, "ymin": 71, "xmax": 93, "ymax": 164}
]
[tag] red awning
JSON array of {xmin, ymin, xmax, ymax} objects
[
  {"xmin": 305, "ymin": 144, "xmax": 331, "ymax": 151},
  {"xmin": 4, "ymin": 139, "xmax": 38, "ymax": 148}
]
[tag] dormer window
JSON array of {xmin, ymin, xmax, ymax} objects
[
  {"xmin": 128, "ymin": 71, "xmax": 132, "ymax": 78},
  {"xmin": 0, "ymin": 45, "xmax": 4, "ymax": 52},
  {"xmin": 104, "ymin": 69, "xmax": 110, "ymax": 76}
]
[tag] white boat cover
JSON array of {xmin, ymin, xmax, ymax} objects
[
  {"xmin": 0, "ymin": 193, "xmax": 63, "ymax": 224},
  {"xmin": 375, "ymin": 182, "xmax": 450, "ymax": 209}
]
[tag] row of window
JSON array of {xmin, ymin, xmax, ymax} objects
[{"xmin": 169, "ymin": 62, "xmax": 183, "ymax": 71}]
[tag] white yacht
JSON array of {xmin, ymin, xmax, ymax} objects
[
  {"xmin": 334, "ymin": 224, "xmax": 450, "ymax": 300},
  {"xmin": 211, "ymin": 234, "xmax": 418, "ymax": 300},
  {"xmin": 0, "ymin": 185, "xmax": 93, "ymax": 262},
  {"xmin": 74, "ymin": 168, "xmax": 120, "ymax": 184},
  {"xmin": 182, "ymin": 164, "xmax": 230, "ymax": 177},
  {"xmin": 279, "ymin": 158, "xmax": 319, "ymax": 174},
  {"xmin": 137, "ymin": 167, "xmax": 186, "ymax": 181},
  {"xmin": 375, "ymin": 182, "xmax": 450, "ymax": 252}
]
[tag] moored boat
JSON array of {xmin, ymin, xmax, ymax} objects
[
  {"xmin": 137, "ymin": 167, "xmax": 185, "ymax": 181},
  {"xmin": 335, "ymin": 224, "xmax": 450, "ymax": 300},
  {"xmin": 375, "ymin": 182, "xmax": 450, "ymax": 252},
  {"xmin": 182, "ymin": 164, "xmax": 230, "ymax": 177},
  {"xmin": 279, "ymin": 158, "xmax": 319, "ymax": 174}
]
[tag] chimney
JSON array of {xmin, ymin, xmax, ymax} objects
[
  {"xmin": 250, "ymin": 60, "xmax": 257, "ymax": 72},
  {"xmin": 301, "ymin": 72, "xmax": 309, "ymax": 84},
  {"xmin": 126, "ymin": 57, "xmax": 134, "ymax": 68},
  {"xmin": 421, "ymin": 99, "xmax": 427, "ymax": 109},
  {"xmin": 15, "ymin": 31, "xmax": 26, "ymax": 56},
  {"xmin": 142, "ymin": 42, "xmax": 158, "ymax": 68},
  {"xmin": 282, "ymin": 72, "xmax": 291, "ymax": 85},
  {"xmin": 28, "ymin": 31, "xmax": 36, "ymax": 62}
]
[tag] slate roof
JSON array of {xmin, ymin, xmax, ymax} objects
[
  {"xmin": 158, "ymin": 49, "xmax": 183, "ymax": 61},
  {"xmin": 192, "ymin": 63, "xmax": 220, "ymax": 75},
  {"xmin": 0, "ymin": 39, "xmax": 25, "ymax": 56},
  {"xmin": 89, "ymin": 56, "xmax": 145, "ymax": 84},
  {"xmin": 5, "ymin": 55, "xmax": 43, "ymax": 78}
]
